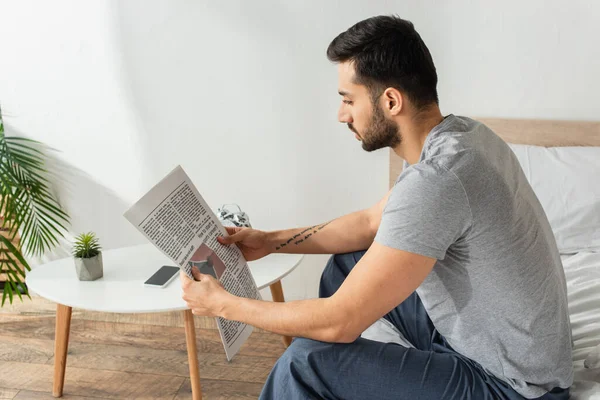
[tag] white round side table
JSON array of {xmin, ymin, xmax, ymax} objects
[{"xmin": 26, "ymin": 243, "xmax": 303, "ymax": 399}]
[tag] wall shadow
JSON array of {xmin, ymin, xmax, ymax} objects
[{"xmin": 4, "ymin": 123, "xmax": 146, "ymax": 268}]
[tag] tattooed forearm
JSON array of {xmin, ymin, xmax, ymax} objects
[{"xmin": 275, "ymin": 221, "xmax": 333, "ymax": 251}]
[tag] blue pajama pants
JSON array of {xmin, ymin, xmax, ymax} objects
[{"xmin": 259, "ymin": 250, "xmax": 570, "ymax": 400}]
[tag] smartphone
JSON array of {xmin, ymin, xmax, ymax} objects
[{"xmin": 144, "ymin": 265, "xmax": 180, "ymax": 288}]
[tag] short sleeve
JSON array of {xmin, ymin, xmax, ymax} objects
[{"xmin": 374, "ymin": 161, "xmax": 472, "ymax": 260}]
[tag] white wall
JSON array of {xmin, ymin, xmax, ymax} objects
[{"xmin": 1, "ymin": 0, "xmax": 598, "ymax": 300}]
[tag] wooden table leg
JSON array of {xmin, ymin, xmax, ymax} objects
[
  {"xmin": 269, "ymin": 280, "xmax": 293, "ymax": 347},
  {"xmin": 184, "ymin": 310, "xmax": 203, "ymax": 400},
  {"xmin": 53, "ymin": 304, "xmax": 72, "ymax": 398}
]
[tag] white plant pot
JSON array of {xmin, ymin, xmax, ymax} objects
[{"xmin": 74, "ymin": 252, "xmax": 103, "ymax": 281}]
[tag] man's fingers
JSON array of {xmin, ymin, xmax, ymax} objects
[
  {"xmin": 189, "ymin": 267, "xmax": 216, "ymax": 283},
  {"xmin": 224, "ymin": 227, "xmax": 241, "ymax": 235},
  {"xmin": 217, "ymin": 236, "xmax": 231, "ymax": 244},
  {"xmin": 191, "ymin": 266, "xmax": 202, "ymax": 281},
  {"xmin": 217, "ymin": 228, "xmax": 246, "ymax": 245},
  {"xmin": 198, "ymin": 272, "xmax": 215, "ymax": 281},
  {"xmin": 180, "ymin": 270, "xmax": 192, "ymax": 284}
]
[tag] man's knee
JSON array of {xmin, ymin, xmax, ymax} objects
[
  {"xmin": 319, "ymin": 254, "xmax": 348, "ymax": 297},
  {"xmin": 277, "ymin": 338, "xmax": 320, "ymax": 371},
  {"xmin": 323, "ymin": 251, "xmax": 367, "ymax": 278},
  {"xmin": 334, "ymin": 250, "xmax": 366, "ymax": 269},
  {"xmin": 320, "ymin": 251, "xmax": 367, "ymax": 298},
  {"xmin": 277, "ymin": 337, "xmax": 343, "ymax": 383}
]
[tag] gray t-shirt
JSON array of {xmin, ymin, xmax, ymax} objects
[{"xmin": 375, "ymin": 115, "xmax": 573, "ymax": 397}]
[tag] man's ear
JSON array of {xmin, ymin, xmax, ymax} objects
[{"xmin": 383, "ymin": 88, "xmax": 403, "ymax": 116}]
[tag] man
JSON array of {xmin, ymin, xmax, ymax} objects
[{"xmin": 181, "ymin": 15, "xmax": 573, "ymax": 400}]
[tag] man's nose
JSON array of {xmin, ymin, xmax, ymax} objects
[{"xmin": 338, "ymin": 106, "xmax": 353, "ymax": 124}]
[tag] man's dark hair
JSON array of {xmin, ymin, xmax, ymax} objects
[{"xmin": 327, "ymin": 15, "xmax": 438, "ymax": 109}]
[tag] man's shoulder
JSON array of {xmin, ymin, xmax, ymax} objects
[
  {"xmin": 421, "ymin": 116, "xmax": 507, "ymax": 182},
  {"xmin": 392, "ymin": 160, "xmax": 467, "ymax": 203}
]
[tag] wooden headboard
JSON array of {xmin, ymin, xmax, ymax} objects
[{"xmin": 390, "ymin": 118, "xmax": 600, "ymax": 188}]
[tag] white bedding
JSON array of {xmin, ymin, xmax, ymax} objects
[
  {"xmin": 363, "ymin": 251, "xmax": 600, "ymax": 399},
  {"xmin": 563, "ymin": 251, "xmax": 600, "ymax": 400}
]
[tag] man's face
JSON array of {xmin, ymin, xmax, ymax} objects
[{"xmin": 337, "ymin": 62, "xmax": 401, "ymax": 152}]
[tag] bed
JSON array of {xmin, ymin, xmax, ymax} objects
[
  {"xmin": 563, "ymin": 251, "xmax": 600, "ymax": 399},
  {"xmin": 372, "ymin": 117, "xmax": 600, "ymax": 399}
]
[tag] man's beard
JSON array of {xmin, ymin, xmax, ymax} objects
[{"xmin": 348, "ymin": 104, "xmax": 401, "ymax": 152}]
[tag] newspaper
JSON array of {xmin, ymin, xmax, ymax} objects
[{"xmin": 124, "ymin": 165, "xmax": 261, "ymax": 361}]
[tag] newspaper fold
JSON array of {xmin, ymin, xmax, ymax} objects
[{"xmin": 124, "ymin": 165, "xmax": 261, "ymax": 360}]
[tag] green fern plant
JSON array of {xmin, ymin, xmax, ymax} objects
[
  {"xmin": 72, "ymin": 232, "xmax": 101, "ymax": 259},
  {"xmin": 0, "ymin": 105, "xmax": 70, "ymax": 306}
]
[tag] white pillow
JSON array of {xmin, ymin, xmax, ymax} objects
[
  {"xmin": 508, "ymin": 144, "xmax": 600, "ymax": 254},
  {"xmin": 585, "ymin": 343, "xmax": 600, "ymax": 369}
]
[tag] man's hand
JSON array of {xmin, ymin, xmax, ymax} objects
[
  {"xmin": 181, "ymin": 266, "xmax": 233, "ymax": 317},
  {"xmin": 217, "ymin": 227, "xmax": 271, "ymax": 261}
]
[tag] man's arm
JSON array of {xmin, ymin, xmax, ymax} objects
[
  {"xmin": 215, "ymin": 242, "xmax": 435, "ymax": 343},
  {"xmin": 267, "ymin": 189, "xmax": 392, "ymax": 255}
]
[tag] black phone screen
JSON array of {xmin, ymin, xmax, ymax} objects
[{"xmin": 144, "ymin": 265, "xmax": 180, "ymax": 286}]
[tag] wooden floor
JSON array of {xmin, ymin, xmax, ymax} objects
[{"xmin": 0, "ymin": 296, "xmax": 286, "ymax": 399}]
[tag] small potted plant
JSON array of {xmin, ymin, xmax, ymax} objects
[{"xmin": 72, "ymin": 232, "xmax": 103, "ymax": 281}]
